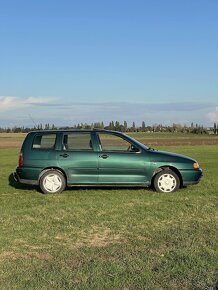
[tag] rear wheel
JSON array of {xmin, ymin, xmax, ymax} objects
[
  {"xmin": 39, "ymin": 170, "xmax": 66, "ymax": 194},
  {"xmin": 153, "ymin": 169, "xmax": 180, "ymax": 193}
]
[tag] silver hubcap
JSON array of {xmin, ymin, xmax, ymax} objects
[
  {"xmin": 43, "ymin": 173, "xmax": 62, "ymax": 193},
  {"xmin": 158, "ymin": 173, "xmax": 177, "ymax": 192}
]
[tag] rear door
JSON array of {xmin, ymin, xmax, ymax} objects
[
  {"xmin": 57, "ymin": 132, "xmax": 98, "ymax": 184},
  {"xmin": 96, "ymin": 132, "xmax": 149, "ymax": 184}
]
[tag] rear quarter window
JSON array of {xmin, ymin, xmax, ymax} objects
[{"xmin": 32, "ymin": 134, "xmax": 56, "ymax": 149}]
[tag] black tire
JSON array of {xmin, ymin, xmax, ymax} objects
[
  {"xmin": 39, "ymin": 170, "xmax": 66, "ymax": 194},
  {"xmin": 153, "ymin": 169, "xmax": 180, "ymax": 193}
]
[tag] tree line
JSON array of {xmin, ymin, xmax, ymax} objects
[{"xmin": 0, "ymin": 121, "xmax": 217, "ymax": 134}]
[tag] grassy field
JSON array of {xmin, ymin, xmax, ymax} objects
[{"xmin": 0, "ymin": 134, "xmax": 217, "ymax": 289}]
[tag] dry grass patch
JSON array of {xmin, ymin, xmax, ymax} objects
[
  {"xmin": 56, "ymin": 227, "xmax": 124, "ymax": 249},
  {"xmin": 0, "ymin": 250, "xmax": 52, "ymax": 261},
  {"xmin": 0, "ymin": 251, "xmax": 20, "ymax": 261},
  {"xmin": 1, "ymin": 132, "xmax": 218, "ymax": 149},
  {"xmin": 0, "ymin": 133, "xmax": 26, "ymax": 148},
  {"xmin": 27, "ymin": 251, "xmax": 53, "ymax": 261}
]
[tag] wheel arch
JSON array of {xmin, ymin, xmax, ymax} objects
[
  {"xmin": 152, "ymin": 166, "xmax": 183, "ymax": 188},
  {"xmin": 38, "ymin": 167, "xmax": 67, "ymax": 183}
]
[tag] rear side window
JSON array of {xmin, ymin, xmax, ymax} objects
[
  {"xmin": 62, "ymin": 133, "xmax": 93, "ymax": 151},
  {"xmin": 32, "ymin": 134, "xmax": 56, "ymax": 149}
]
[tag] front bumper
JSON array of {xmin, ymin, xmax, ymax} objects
[{"xmin": 181, "ymin": 168, "xmax": 203, "ymax": 186}]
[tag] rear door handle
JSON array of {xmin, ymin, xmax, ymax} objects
[
  {"xmin": 59, "ymin": 153, "xmax": 69, "ymax": 158},
  {"xmin": 99, "ymin": 154, "xmax": 109, "ymax": 159}
]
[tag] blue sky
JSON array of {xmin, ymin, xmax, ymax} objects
[{"xmin": 0, "ymin": 0, "xmax": 217, "ymax": 127}]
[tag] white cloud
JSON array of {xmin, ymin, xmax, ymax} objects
[
  {"xmin": 25, "ymin": 96, "xmax": 56, "ymax": 105},
  {"xmin": 206, "ymin": 107, "xmax": 218, "ymax": 122},
  {"xmin": 0, "ymin": 96, "xmax": 24, "ymax": 110},
  {"xmin": 0, "ymin": 99, "xmax": 216, "ymax": 126},
  {"xmin": 0, "ymin": 96, "xmax": 56, "ymax": 111}
]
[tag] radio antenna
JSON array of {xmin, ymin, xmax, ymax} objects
[{"xmin": 28, "ymin": 114, "xmax": 37, "ymax": 127}]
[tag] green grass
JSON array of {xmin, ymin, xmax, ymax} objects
[{"xmin": 0, "ymin": 146, "xmax": 217, "ymax": 289}]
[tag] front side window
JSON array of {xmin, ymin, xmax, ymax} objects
[
  {"xmin": 62, "ymin": 133, "xmax": 93, "ymax": 151},
  {"xmin": 97, "ymin": 133, "xmax": 137, "ymax": 152},
  {"xmin": 32, "ymin": 134, "xmax": 56, "ymax": 149}
]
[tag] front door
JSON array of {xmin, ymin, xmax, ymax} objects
[
  {"xmin": 96, "ymin": 132, "xmax": 149, "ymax": 184},
  {"xmin": 58, "ymin": 132, "xmax": 98, "ymax": 184}
]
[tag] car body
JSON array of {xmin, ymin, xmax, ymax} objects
[{"xmin": 14, "ymin": 129, "xmax": 202, "ymax": 193}]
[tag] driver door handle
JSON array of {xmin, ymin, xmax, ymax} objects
[
  {"xmin": 59, "ymin": 153, "xmax": 69, "ymax": 158},
  {"xmin": 99, "ymin": 154, "xmax": 109, "ymax": 159}
]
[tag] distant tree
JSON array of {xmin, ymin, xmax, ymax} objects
[
  {"xmin": 108, "ymin": 121, "xmax": 116, "ymax": 130},
  {"xmin": 115, "ymin": 121, "xmax": 120, "ymax": 131},
  {"xmin": 131, "ymin": 121, "xmax": 136, "ymax": 132},
  {"xmin": 172, "ymin": 123, "xmax": 182, "ymax": 132},
  {"xmin": 111, "ymin": 121, "xmax": 115, "ymax": 130},
  {"xmin": 0, "ymin": 120, "xmax": 210, "ymax": 135},
  {"xmin": 214, "ymin": 123, "xmax": 217, "ymax": 135},
  {"xmin": 119, "ymin": 124, "xmax": 125, "ymax": 132},
  {"xmin": 124, "ymin": 121, "xmax": 128, "ymax": 132},
  {"xmin": 93, "ymin": 122, "xmax": 102, "ymax": 128},
  {"xmin": 142, "ymin": 121, "xmax": 146, "ymax": 132}
]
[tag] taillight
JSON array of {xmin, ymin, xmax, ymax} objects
[{"xmin": 19, "ymin": 151, "xmax": 23, "ymax": 167}]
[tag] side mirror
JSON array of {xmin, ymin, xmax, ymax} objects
[{"xmin": 130, "ymin": 145, "xmax": 140, "ymax": 152}]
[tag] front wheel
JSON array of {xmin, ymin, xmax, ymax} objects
[
  {"xmin": 153, "ymin": 169, "xmax": 180, "ymax": 193},
  {"xmin": 39, "ymin": 170, "xmax": 66, "ymax": 194}
]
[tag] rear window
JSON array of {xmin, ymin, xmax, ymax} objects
[{"xmin": 32, "ymin": 134, "xmax": 56, "ymax": 149}]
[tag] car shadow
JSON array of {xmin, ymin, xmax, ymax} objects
[
  {"xmin": 8, "ymin": 173, "xmax": 38, "ymax": 191},
  {"xmin": 65, "ymin": 185, "xmax": 154, "ymax": 192}
]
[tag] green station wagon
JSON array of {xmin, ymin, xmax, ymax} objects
[{"xmin": 14, "ymin": 129, "xmax": 202, "ymax": 194}]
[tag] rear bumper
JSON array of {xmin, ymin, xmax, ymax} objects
[{"xmin": 13, "ymin": 172, "xmax": 38, "ymax": 185}]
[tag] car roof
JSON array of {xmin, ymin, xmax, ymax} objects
[{"xmin": 28, "ymin": 129, "xmax": 123, "ymax": 134}]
